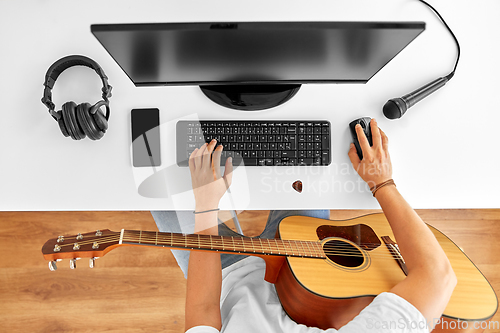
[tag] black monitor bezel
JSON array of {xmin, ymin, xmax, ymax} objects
[{"xmin": 91, "ymin": 21, "xmax": 425, "ymax": 87}]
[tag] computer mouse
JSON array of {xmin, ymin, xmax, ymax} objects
[{"xmin": 349, "ymin": 117, "xmax": 373, "ymax": 160}]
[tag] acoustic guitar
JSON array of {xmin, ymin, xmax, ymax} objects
[{"xmin": 42, "ymin": 213, "xmax": 497, "ymax": 333}]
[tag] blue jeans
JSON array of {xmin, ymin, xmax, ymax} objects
[{"xmin": 151, "ymin": 210, "xmax": 330, "ymax": 279}]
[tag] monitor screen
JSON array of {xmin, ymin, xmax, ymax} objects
[{"xmin": 91, "ymin": 22, "xmax": 425, "ymax": 86}]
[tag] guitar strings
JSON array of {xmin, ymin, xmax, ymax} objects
[
  {"xmin": 57, "ymin": 234, "xmax": 387, "ymax": 255},
  {"xmin": 57, "ymin": 231, "xmax": 392, "ymax": 248},
  {"xmin": 54, "ymin": 234, "xmax": 406, "ymax": 260},
  {"xmin": 122, "ymin": 232, "xmax": 395, "ymax": 248},
  {"xmin": 55, "ymin": 234, "xmax": 390, "ymax": 249},
  {"xmin": 56, "ymin": 233, "xmax": 400, "ymax": 258},
  {"xmin": 56, "ymin": 233, "xmax": 386, "ymax": 252}
]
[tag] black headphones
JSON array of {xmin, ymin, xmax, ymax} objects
[{"xmin": 41, "ymin": 55, "xmax": 113, "ymax": 140}]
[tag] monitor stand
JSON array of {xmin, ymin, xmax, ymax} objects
[{"xmin": 200, "ymin": 84, "xmax": 301, "ymax": 111}]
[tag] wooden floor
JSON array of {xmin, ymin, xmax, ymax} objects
[{"xmin": 1, "ymin": 210, "xmax": 499, "ymax": 333}]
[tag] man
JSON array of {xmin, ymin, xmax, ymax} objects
[{"xmin": 152, "ymin": 118, "xmax": 456, "ymax": 332}]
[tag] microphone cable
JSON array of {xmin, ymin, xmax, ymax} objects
[{"xmin": 417, "ymin": 0, "xmax": 461, "ymax": 80}]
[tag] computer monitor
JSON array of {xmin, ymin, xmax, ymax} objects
[{"xmin": 91, "ymin": 22, "xmax": 425, "ymax": 111}]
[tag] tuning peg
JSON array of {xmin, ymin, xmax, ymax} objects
[
  {"xmin": 89, "ymin": 257, "xmax": 97, "ymax": 268},
  {"xmin": 69, "ymin": 258, "xmax": 77, "ymax": 269},
  {"xmin": 48, "ymin": 261, "xmax": 57, "ymax": 271}
]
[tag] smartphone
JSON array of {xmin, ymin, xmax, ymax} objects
[{"xmin": 131, "ymin": 108, "xmax": 161, "ymax": 167}]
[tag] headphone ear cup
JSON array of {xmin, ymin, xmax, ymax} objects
[
  {"xmin": 55, "ymin": 110, "xmax": 70, "ymax": 137},
  {"xmin": 76, "ymin": 103, "xmax": 102, "ymax": 140},
  {"xmin": 92, "ymin": 104, "xmax": 109, "ymax": 132},
  {"xmin": 62, "ymin": 101, "xmax": 85, "ymax": 140}
]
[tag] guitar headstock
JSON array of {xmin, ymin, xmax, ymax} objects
[{"xmin": 41, "ymin": 229, "xmax": 120, "ymax": 271}]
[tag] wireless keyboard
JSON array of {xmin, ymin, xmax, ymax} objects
[{"xmin": 176, "ymin": 120, "xmax": 331, "ymax": 167}]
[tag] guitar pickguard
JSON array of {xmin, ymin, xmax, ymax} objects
[{"xmin": 316, "ymin": 224, "xmax": 381, "ymax": 251}]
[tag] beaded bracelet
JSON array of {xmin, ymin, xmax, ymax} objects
[
  {"xmin": 193, "ymin": 208, "xmax": 220, "ymax": 214},
  {"xmin": 370, "ymin": 179, "xmax": 396, "ymax": 197}
]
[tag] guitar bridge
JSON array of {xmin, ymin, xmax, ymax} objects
[{"xmin": 381, "ymin": 236, "xmax": 408, "ymax": 276}]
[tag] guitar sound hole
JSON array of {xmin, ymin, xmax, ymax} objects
[{"xmin": 323, "ymin": 240, "xmax": 364, "ymax": 268}]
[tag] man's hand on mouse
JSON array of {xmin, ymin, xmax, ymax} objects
[
  {"xmin": 189, "ymin": 139, "xmax": 233, "ymax": 212},
  {"xmin": 348, "ymin": 118, "xmax": 392, "ymax": 188}
]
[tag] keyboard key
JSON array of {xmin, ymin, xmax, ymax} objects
[
  {"xmin": 322, "ymin": 135, "xmax": 330, "ymax": 149},
  {"xmin": 298, "ymin": 158, "xmax": 313, "ymax": 165},
  {"xmin": 281, "ymin": 151, "xmax": 297, "ymax": 158},
  {"xmin": 243, "ymin": 158, "xmax": 258, "ymax": 166},
  {"xmin": 322, "ymin": 150, "xmax": 330, "ymax": 165}
]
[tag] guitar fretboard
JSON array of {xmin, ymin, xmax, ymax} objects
[{"xmin": 121, "ymin": 230, "xmax": 325, "ymax": 258}]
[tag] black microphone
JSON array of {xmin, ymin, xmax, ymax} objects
[{"xmin": 383, "ymin": 76, "xmax": 449, "ymax": 119}]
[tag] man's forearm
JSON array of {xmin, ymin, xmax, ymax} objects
[
  {"xmin": 375, "ymin": 184, "xmax": 457, "ymax": 323},
  {"xmin": 374, "ymin": 185, "xmax": 452, "ymax": 276},
  {"xmin": 185, "ymin": 211, "xmax": 222, "ymax": 331}
]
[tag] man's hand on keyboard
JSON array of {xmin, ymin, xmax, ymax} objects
[{"xmin": 189, "ymin": 139, "xmax": 233, "ymax": 211}]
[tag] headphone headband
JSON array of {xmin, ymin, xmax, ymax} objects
[{"xmin": 41, "ymin": 55, "xmax": 112, "ymax": 117}]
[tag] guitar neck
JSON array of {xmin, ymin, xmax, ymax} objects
[{"xmin": 120, "ymin": 229, "xmax": 325, "ymax": 259}]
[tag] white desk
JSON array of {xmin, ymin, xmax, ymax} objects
[{"xmin": 1, "ymin": 0, "xmax": 499, "ymax": 211}]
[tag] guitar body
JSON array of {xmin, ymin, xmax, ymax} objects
[{"xmin": 271, "ymin": 214, "xmax": 498, "ymax": 332}]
